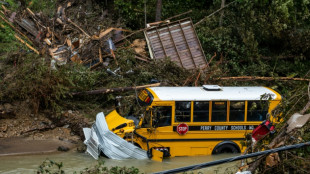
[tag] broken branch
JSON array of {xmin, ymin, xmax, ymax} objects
[
  {"xmin": 26, "ymin": 8, "xmax": 46, "ymax": 29},
  {"xmin": 90, "ymin": 62, "xmax": 102, "ymax": 70},
  {"xmin": 165, "ymin": 10, "xmax": 192, "ymax": 21},
  {"xmin": 67, "ymin": 18, "xmax": 90, "ymax": 38},
  {"xmin": 92, "ymin": 28, "xmax": 130, "ymax": 40},
  {"xmin": 194, "ymin": 1, "xmax": 236, "ymax": 27},
  {"xmin": 216, "ymin": 76, "xmax": 310, "ymax": 82},
  {"xmin": 14, "ymin": 34, "xmax": 39, "ymax": 54},
  {"xmin": 99, "ymin": 48, "xmax": 103, "ymax": 63},
  {"xmin": 202, "ymin": 52, "xmax": 217, "ymax": 70},
  {"xmin": 0, "ymin": 14, "xmax": 33, "ymax": 43},
  {"xmin": 114, "ymin": 28, "xmax": 145, "ymax": 44},
  {"xmin": 134, "ymin": 55, "xmax": 150, "ymax": 62},
  {"xmin": 194, "ymin": 71, "xmax": 201, "ymax": 86},
  {"xmin": 72, "ymin": 83, "xmax": 161, "ymax": 96}
]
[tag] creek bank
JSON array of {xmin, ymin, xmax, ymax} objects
[
  {"xmin": 0, "ymin": 102, "xmax": 90, "ymax": 156},
  {"xmin": 0, "ymin": 137, "xmax": 75, "ymax": 156}
]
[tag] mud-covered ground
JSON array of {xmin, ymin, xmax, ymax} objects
[{"xmin": 0, "ymin": 101, "xmax": 90, "ymax": 156}]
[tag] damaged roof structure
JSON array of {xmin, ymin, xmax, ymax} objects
[{"xmin": 145, "ymin": 18, "xmax": 207, "ymax": 69}]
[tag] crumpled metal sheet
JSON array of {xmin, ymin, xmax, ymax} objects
[
  {"xmin": 83, "ymin": 127, "xmax": 100, "ymax": 159},
  {"xmin": 83, "ymin": 112, "xmax": 148, "ymax": 160}
]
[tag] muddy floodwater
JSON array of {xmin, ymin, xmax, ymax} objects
[{"xmin": 0, "ymin": 152, "xmax": 240, "ymax": 174}]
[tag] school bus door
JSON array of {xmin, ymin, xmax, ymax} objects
[{"xmin": 136, "ymin": 103, "xmax": 174, "ymax": 146}]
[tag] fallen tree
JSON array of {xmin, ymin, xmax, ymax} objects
[
  {"xmin": 216, "ymin": 76, "xmax": 310, "ymax": 82},
  {"xmin": 72, "ymin": 83, "xmax": 161, "ymax": 96}
]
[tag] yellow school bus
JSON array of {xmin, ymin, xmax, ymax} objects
[{"xmin": 107, "ymin": 85, "xmax": 281, "ymax": 158}]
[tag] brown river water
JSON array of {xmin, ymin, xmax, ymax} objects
[{"xmin": 0, "ymin": 152, "xmax": 240, "ymax": 174}]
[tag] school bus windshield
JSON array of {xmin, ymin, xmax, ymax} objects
[{"xmin": 141, "ymin": 106, "xmax": 172, "ymax": 128}]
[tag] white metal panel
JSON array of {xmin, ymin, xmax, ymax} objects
[
  {"xmin": 83, "ymin": 112, "xmax": 148, "ymax": 160},
  {"xmin": 83, "ymin": 127, "xmax": 100, "ymax": 159},
  {"xmin": 149, "ymin": 87, "xmax": 278, "ymax": 101}
]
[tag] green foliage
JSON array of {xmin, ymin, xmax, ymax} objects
[
  {"xmin": 114, "ymin": 0, "xmax": 212, "ymax": 29},
  {"xmin": 114, "ymin": 0, "xmax": 153, "ymax": 29},
  {"xmin": 0, "ymin": 21, "xmax": 20, "ymax": 54},
  {"xmin": 37, "ymin": 159, "xmax": 140, "ymax": 174},
  {"xmin": 37, "ymin": 159, "xmax": 64, "ymax": 174},
  {"xmin": 0, "ymin": 54, "xmax": 70, "ymax": 112},
  {"xmin": 27, "ymin": 0, "xmax": 56, "ymax": 17},
  {"xmin": 0, "ymin": 53, "xmax": 109, "ymax": 113},
  {"xmin": 3, "ymin": 0, "xmax": 20, "ymax": 10}
]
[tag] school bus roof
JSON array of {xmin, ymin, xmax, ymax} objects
[{"xmin": 147, "ymin": 86, "xmax": 281, "ymax": 101}]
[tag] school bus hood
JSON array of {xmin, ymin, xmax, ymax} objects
[{"xmin": 105, "ymin": 110, "xmax": 135, "ymax": 132}]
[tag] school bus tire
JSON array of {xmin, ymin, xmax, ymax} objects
[{"xmin": 212, "ymin": 141, "xmax": 240, "ymax": 154}]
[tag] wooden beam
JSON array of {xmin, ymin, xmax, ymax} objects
[{"xmin": 67, "ymin": 18, "xmax": 90, "ymax": 38}]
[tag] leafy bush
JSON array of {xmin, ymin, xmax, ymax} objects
[{"xmin": 0, "ymin": 53, "xmax": 108, "ymax": 113}]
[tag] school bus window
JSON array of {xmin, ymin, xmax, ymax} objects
[
  {"xmin": 152, "ymin": 106, "xmax": 172, "ymax": 127},
  {"xmin": 211, "ymin": 101, "xmax": 227, "ymax": 122},
  {"xmin": 193, "ymin": 101, "xmax": 209, "ymax": 122},
  {"xmin": 247, "ymin": 101, "xmax": 269, "ymax": 121},
  {"xmin": 175, "ymin": 101, "xmax": 191, "ymax": 122},
  {"xmin": 230, "ymin": 101, "xmax": 245, "ymax": 121}
]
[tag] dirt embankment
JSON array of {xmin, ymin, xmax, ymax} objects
[{"xmin": 0, "ymin": 101, "xmax": 91, "ymax": 156}]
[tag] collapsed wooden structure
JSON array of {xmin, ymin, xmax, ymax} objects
[{"xmin": 145, "ymin": 18, "xmax": 207, "ymax": 69}]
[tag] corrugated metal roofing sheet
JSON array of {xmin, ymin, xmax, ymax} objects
[
  {"xmin": 83, "ymin": 112, "xmax": 148, "ymax": 160},
  {"xmin": 145, "ymin": 18, "xmax": 207, "ymax": 69}
]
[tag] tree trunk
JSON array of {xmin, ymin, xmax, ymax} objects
[
  {"xmin": 219, "ymin": 0, "xmax": 226, "ymax": 26},
  {"xmin": 155, "ymin": 0, "xmax": 162, "ymax": 22}
]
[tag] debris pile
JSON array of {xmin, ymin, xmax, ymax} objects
[
  {"xmin": 1, "ymin": 2, "xmax": 210, "ymax": 72},
  {"xmin": 0, "ymin": 2, "xmax": 137, "ymax": 70}
]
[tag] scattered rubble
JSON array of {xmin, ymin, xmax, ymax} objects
[
  {"xmin": 1, "ymin": 1, "xmax": 133, "ymax": 70},
  {"xmin": 0, "ymin": 1, "xmax": 210, "ymax": 72}
]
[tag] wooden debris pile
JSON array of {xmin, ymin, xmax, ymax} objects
[
  {"xmin": 0, "ymin": 2, "xmax": 140, "ymax": 70},
  {"xmin": 1, "ymin": 2, "xmax": 212, "ymax": 72}
]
